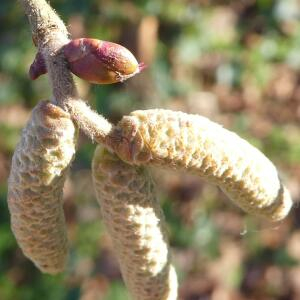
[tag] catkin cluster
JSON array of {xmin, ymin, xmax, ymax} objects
[
  {"xmin": 7, "ymin": 100, "xmax": 77, "ymax": 274},
  {"xmin": 92, "ymin": 146, "xmax": 178, "ymax": 300},
  {"xmin": 12, "ymin": 2, "xmax": 294, "ymax": 300},
  {"xmin": 107, "ymin": 109, "xmax": 292, "ymax": 222}
]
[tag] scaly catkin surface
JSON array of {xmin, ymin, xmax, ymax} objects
[
  {"xmin": 106, "ymin": 109, "xmax": 292, "ymax": 221},
  {"xmin": 8, "ymin": 100, "xmax": 77, "ymax": 274},
  {"xmin": 92, "ymin": 146, "xmax": 178, "ymax": 300}
]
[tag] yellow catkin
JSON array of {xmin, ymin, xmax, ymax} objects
[
  {"xmin": 106, "ymin": 109, "xmax": 292, "ymax": 221},
  {"xmin": 7, "ymin": 100, "xmax": 77, "ymax": 274},
  {"xmin": 92, "ymin": 146, "xmax": 178, "ymax": 300}
]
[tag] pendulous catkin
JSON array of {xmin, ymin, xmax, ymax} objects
[
  {"xmin": 106, "ymin": 109, "xmax": 292, "ymax": 222},
  {"xmin": 7, "ymin": 100, "xmax": 77, "ymax": 274},
  {"xmin": 92, "ymin": 146, "xmax": 178, "ymax": 300}
]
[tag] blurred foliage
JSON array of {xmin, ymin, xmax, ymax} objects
[{"xmin": 1, "ymin": 0, "xmax": 300, "ymax": 299}]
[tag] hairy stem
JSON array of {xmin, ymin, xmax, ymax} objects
[
  {"xmin": 20, "ymin": 0, "xmax": 75, "ymax": 106},
  {"xmin": 65, "ymin": 99, "xmax": 112, "ymax": 144}
]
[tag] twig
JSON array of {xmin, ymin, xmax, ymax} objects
[
  {"xmin": 106, "ymin": 109, "xmax": 292, "ymax": 222},
  {"xmin": 20, "ymin": 0, "xmax": 112, "ymax": 142},
  {"xmin": 20, "ymin": 0, "xmax": 75, "ymax": 105}
]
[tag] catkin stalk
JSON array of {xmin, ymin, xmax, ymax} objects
[
  {"xmin": 92, "ymin": 146, "xmax": 178, "ymax": 300},
  {"xmin": 7, "ymin": 100, "xmax": 77, "ymax": 274},
  {"xmin": 106, "ymin": 109, "xmax": 292, "ymax": 222}
]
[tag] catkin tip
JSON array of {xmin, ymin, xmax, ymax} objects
[{"xmin": 266, "ymin": 184, "xmax": 293, "ymax": 222}]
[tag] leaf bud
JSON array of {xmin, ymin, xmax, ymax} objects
[
  {"xmin": 29, "ymin": 51, "xmax": 47, "ymax": 80},
  {"xmin": 63, "ymin": 38, "xmax": 146, "ymax": 84},
  {"xmin": 7, "ymin": 100, "xmax": 77, "ymax": 274}
]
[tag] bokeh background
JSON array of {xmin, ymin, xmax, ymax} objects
[{"xmin": 1, "ymin": 0, "xmax": 300, "ymax": 299}]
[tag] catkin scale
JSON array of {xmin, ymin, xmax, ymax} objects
[
  {"xmin": 106, "ymin": 109, "xmax": 292, "ymax": 221},
  {"xmin": 8, "ymin": 100, "xmax": 77, "ymax": 274},
  {"xmin": 92, "ymin": 146, "xmax": 178, "ymax": 300}
]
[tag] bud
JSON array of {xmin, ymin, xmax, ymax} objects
[
  {"xmin": 7, "ymin": 100, "xmax": 77, "ymax": 274},
  {"xmin": 63, "ymin": 38, "xmax": 146, "ymax": 84},
  {"xmin": 29, "ymin": 38, "xmax": 146, "ymax": 83},
  {"xmin": 29, "ymin": 51, "xmax": 47, "ymax": 80}
]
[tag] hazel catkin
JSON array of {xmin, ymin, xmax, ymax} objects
[
  {"xmin": 29, "ymin": 51, "xmax": 47, "ymax": 80},
  {"xmin": 7, "ymin": 100, "xmax": 77, "ymax": 274},
  {"xmin": 106, "ymin": 109, "xmax": 292, "ymax": 222},
  {"xmin": 92, "ymin": 146, "xmax": 178, "ymax": 300}
]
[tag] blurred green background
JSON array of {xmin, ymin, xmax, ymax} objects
[{"xmin": 1, "ymin": 0, "xmax": 300, "ymax": 299}]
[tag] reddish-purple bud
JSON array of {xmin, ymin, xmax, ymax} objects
[
  {"xmin": 63, "ymin": 38, "xmax": 145, "ymax": 84},
  {"xmin": 32, "ymin": 35, "xmax": 38, "ymax": 47},
  {"xmin": 29, "ymin": 51, "xmax": 47, "ymax": 80}
]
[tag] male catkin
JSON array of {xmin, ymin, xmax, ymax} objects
[
  {"xmin": 106, "ymin": 109, "xmax": 292, "ymax": 222},
  {"xmin": 8, "ymin": 100, "xmax": 77, "ymax": 274},
  {"xmin": 92, "ymin": 146, "xmax": 178, "ymax": 300}
]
